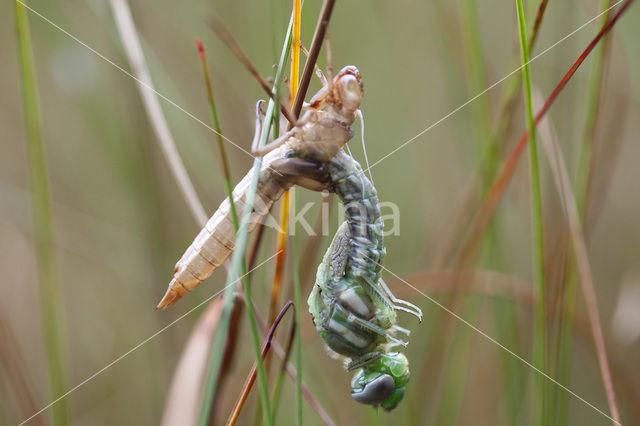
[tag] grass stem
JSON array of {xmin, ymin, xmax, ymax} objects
[
  {"xmin": 15, "ymin": 2, "xmax": 69, "ymax": 425},
  {"xmin": 109, "ymin": 0, "xmax": 208, "ymax": 226},
  {"xmin": 514, "ymin": 1, "xmax": 546, "ymax": 422},
  {"xmin": 195, "ymin": 39, "xmax": 244, "ymax": 426}
]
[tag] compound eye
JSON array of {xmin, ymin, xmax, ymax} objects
[{"xmin": 351, "ymin": 374, "xmax": 395, "ymax": 405}]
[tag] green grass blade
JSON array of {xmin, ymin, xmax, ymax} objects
[
  {"xmin": 196, "ymin": 39, "xmax": 242, "ymax": 425},
  {"xmin": 515, "ymin": 1, "xmax": 546, "ymax": 423},
  {"xmin": 227, "ymin": 100, "xmax": 275, "ymax": 426},
  {"xmin": 556, "ymin": 3, "xmax": 615, "ymax": 424},
  {"xmin": 15, "ymin": 2, "xmax": 69, "ymax": 425},
  {"xmin": 576, "ymin": 0, "xmax": 614, "ymax": 216},
  {"xmin": 201, "ymin": 10, "xmax": 299, "ymax": 424},
  {"xmin": 459, "ymin": 0, "xmax": 497, "ymax": 177},
  {"xmin": 197, "ymin": 40, "xmax": 239, "ymax": 230},
  {"xmin": 292, "ymin": 191, "xmax": 303, "ymax": 426}
]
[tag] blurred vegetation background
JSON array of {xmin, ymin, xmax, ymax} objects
[{"xmin": 1, "ymin": 0, "xmax": 639, "ymax": 425}]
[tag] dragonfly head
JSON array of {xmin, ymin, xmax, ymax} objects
[
  {"xmin": 350, "ymin": 352, "xmax": 410, "ymax": 411},
  {"xmin": 308, "ymin": 65, "xmax": 363, "ymax": 122},
  {"xmin": 333, "ymin": 65, "xmax": 363, "ymax": 115}
]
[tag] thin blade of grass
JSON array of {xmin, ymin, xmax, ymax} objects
[
  {"xmin": 290, "ymin": 0, "xmax": 301, "ymax": 107},
  {"xmin": 222, "ymin": 118, "xmax": 275, "ymax": 426},
  {"xmin": 556, "ymin": 2, "xmax": 616, "ymax": 423},
  {"xmin": 14, "ymin": 3, "xmax": 69, "ymax": 425},
  {"xmin": 529, "ymin": 0, "xmax": 549, "ymax": 50},
  {"xmin": 535, "ymin": 90, "xmax": 620, "ymax": 424},
  {"xmin": 268, "ymin": 0, "xmax": 302, "ymax": 328},
  {"xmin": 269, "ymin": 297, "xmax": 297, "ymax": 424},
  {"xmin": 208, "ymin": 16, "xmax": 297, "ymax": 127},
  {"xmin": 196, "ymin": 39, "xmax": 239, "ymax": 231},
  {"xmin": 109, "ymin": 0, "xmax": 207, "ymax": 226},
  {"xmin": 576, "ymin": 0, "xmax": 615, "ymax": 209},
  {"xmin": 194, "ymin": 39, "xmax": 246, "ymax": 426},
  {"xmin": 260, "ymin": 0, "xmax": 298, "ymax": 419},
  {"xmin": 227, "ymin": 301, "xmax": 296, "ymax": 426},
  {"xmin": 433, "ymin": 2, "xmax": 503, "ymax": 422},
  {"xmin": 269, "ymin": 194, "xmax": 290, "ymax": 325},
  {"xmin": 430, "ymin": 3, "xmax": 553, "ymax": 417},
  {"xmin": 284, "ymin": 3, "xmax": 337, "ymax": 423},
  {"xmin": 291, "ymin": 189, "xmax": 304, "ymax": 426},
  {"xmin": 0, "ymin": 313, "xmax": 45, "ymax": 425},
  {"xmin": 289, "ymin": 3, "xmax": 303, "ymax": 425},
  {"xmin": 161, "ymin": 298, "xmax": 224, "ymax": 426},
  {"xmin": 491, "ymin": 0, "xmax": 552, "ymax": 153},
  {"xmin": 290, "ymin": 0, "xmax": 336, "ymax": 118},
  {"xmin": 252, "ymin": 305, "xmax": 335, "ymax": 426},
  {"xmin": 515, "ymin": 1, "xmax": 546, "ymax": 422},
  {"xmin": 459, "ymin": 0, "xmax": 496, "ymax": 170}
]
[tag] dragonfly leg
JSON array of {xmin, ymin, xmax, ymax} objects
[
  {"xmin": 271, "ymin": 157, "xmax": 331, "ymax": 192},
  {"xmin": 252, "ymin": 130, "xmax": 296, "ymax": 157},
  {"xmin": 250, "ymin": 100, "xmax": 267, "ymax": 154},
  {"xmin": 324, "ymin": 30, "xmax": 334, "ymax": 93},
  {"xmin": 379, "ymin": 278, "xmax": 423, "ymax": 321},
  {"xmin": 347, "ymin": 350, "xmax": 384, "ymax": 371},
  {"xmin": 346, "ymin": 313, "xmax": 408, "ymax": 347},
  {"xmin": 392, "ymin": 325, "xmax": 411, "ymax": 336},
  {"xmin": 299, "ymin": 43, "xmax": 327, "ymax": 86}
]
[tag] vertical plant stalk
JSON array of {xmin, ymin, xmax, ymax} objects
[
  {"xmin": 226, "ymin": 100, "xmax": 275, "ymax": 426},
  {"xmin": 289, "ymin": 2, "xmax": 303, "ymax": 425},
  {"xmin": 195, "ymin": 40, "xmax": 246, "ymax": 426},
  {"xmin": 459, "ymin": 0, "xmax": 496, "ymax": 176},
  {"xmin": 269, "ymin": 195, "xmax": 290, "ymax": 324},
  {"xmin": 290, "ymin": 0, "xmax": 336, "ymax": 118},
  {"xmin": 226, "ymin": 302, "xmax": 296, "ymax": 426},
  {"xmin": 109, "ymin": 0, "xmax": 208, "ymax": 226},
  {"xmin": 197, "ymin": 40, "xmax": 239, "ymax": 231},
  {"xmin": 252, "ymin": 306, "xmax": 335, "ymax": 426},
  {"xmin": 556, "ymin": 2, "xmax": 619, "ymax": 424},
  {"xmin": 268, "ymin": 0, "xmax": 301, "ymax": 326},
  {"xmin": 292, "ymin": 193, "xmax": 304, "ymax": 426},
  {"xmin": 290, "ymin": 0, "xmax": 301, "ymax": 103},
  {"xmin": 576, "ymin": 0, "xmax": 614, "ymax": 209},
  {"xmin": 434, "ymin": 2, "xmax": 504, "ymax": 423},
  {"xmin": 528, "ymin": 0, "xmax": 549, "ymax": 50},
  {"xmin": 515, "ymin": 1, "xmax": 546, "ymax": 422},
  {"xmin": 491, "ymin": 0, "xmax": 551, "ymax": 152},
  {"xmin": 536, "ymin": 98, "xmax": 620, "ymax": 425},
  {"xmin": 14, "ymin": 3, "xmax": 69, "ymax": 425},
  {"xmin": 161, "ymin": 298, "xmax": 224, "ymax": 426}
]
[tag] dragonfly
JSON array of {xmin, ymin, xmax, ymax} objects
[
  {"xmin": 159, "ymin": 62, "xmax": 421, "ymax": 410},
  {"xmin": 309, "ymin": 149, "xmax": 422, "ymax": 410}
]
